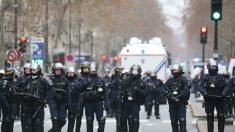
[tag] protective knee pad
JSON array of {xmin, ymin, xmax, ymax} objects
[
  {"xmin": 171, "ymin": 119, "xmax": 179, "ymax": 132},
  {"xmin": 120, "ymin": 118, "xmax": 128, "ymax": 132},
  {"xmin": 133, "ymin": 118, "xmax": 139, "ymax": 132},
  {"xmin": 128, "ymin": 115, "xmax": 134, "ymax": 132},
  {"xmin": 51, "ymin": 116, "xmax": 59, "ymax": 132},
  {"xmin": 217, "ymin": 113, "xmax": 225, "ymax": 132},
  {"xmin": 67, "ymin": 115, "xmax": 76, "ymax": 132},
  {"xmin": 207, "ymin": 113, "xmax": 214, "ymax": 132},
  {"xmin": 86, "ymin": 117, "xmax": 93, "ymax": 132},
  {"xmin": 179, "ymin": 118, "xmax": 187, "ymax": 132},
  {"xmin": 98, "ymin": 117, "xmax": 106, "ymax": 132}
]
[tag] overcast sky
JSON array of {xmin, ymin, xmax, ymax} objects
[{"xmin": 158, "ymin": 0, "xmax": 189, "ymax": 30}]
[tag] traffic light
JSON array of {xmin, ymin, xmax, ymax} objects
[
  {"xmin": 112, "ymin": 55, "xmax": 119, "ymax": 66},
  {"xmin": 101, "ymin": 54, "xmax": 107, "ymax": 64},
  {"xmin": 200, "ymin": 27, "xmax": 208, "ymax": 44},
  {"xmin": 211, "ymin": 0, "xmax": 222, "ymax": 21},
  {"xmin": 19, "ymin": 36, "xmax": 27, "ymax": 52}
]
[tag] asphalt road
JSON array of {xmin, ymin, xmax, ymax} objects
[{"xmin": 1, "ymin": 103, "xmax": 198, "ymax": 132}]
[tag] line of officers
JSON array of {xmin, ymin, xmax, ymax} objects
[{"xmin": 0, "ymin": 59, "xmax": 231, "ymax": 132}]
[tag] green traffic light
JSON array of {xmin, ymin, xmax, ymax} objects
[{"xmin": 213, "ymin": 12, "xmax": 221, "ymax": 20}]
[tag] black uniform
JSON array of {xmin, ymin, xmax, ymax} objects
[
  {"xmin": 67, "ymin": 75, "xmax": 83, "ymax": 132},
  {"xmin": 199, "ymin": 73, "xmax": 230, "ymax": 132},
  {"xmin": 121, "ymin": 76, "xmax": 147, "ymax": 132},
  {"xmin": 16, "ymin": 73, "xmax": 31, "ymax": 132},
  {"xmin": 161, "ymin": 64, "xmax": 190, "ymax": 132},
  {"xmin": 49, "ymin": 75, "xmax": 71, "ymax": 132},
  {"xmin": 110, "ymin": 75, "xmax": 124, "ymax": 132},
  {"xmin": 82, "ymin": 74, "xmax": 109, "ymax": 132},
  {"xmin": 21, "ymin": 75, "xmax": 56, "ymax": 132},
  {"xmin": 0, "ymin": 75, "xmax": 18, "ymax": 132},
  {"xmin": 145, "ymin": 77, "xmax": 163, "ymax": 119}
]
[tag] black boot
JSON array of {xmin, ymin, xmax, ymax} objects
[
  {"xmin": 207, "ymin": 113, "xmax": 214, "ymax": 132},
  {"xmin": 58, "ymin": 119, "xmax": 66, "ymax": 132},
  {"xmin": 171, "ymin": 119, "xmax": 179, "ymax": 132},
  {"xmin": 98, "ymin": 117, "xmax": 106, "ymax": 132},
  {"xmin": 217, "ymin": 113, "xmax": 225, "ymax": 132},
  {"xmin": 49, "ymin": 116, "xmax": 59, "ymax": 132},
  {"xmin": 67, "ymin": 115, "xmax": 76, "ymax": 132},
  {"xmin": 86, "ymin": 117, "xmax": 93, "ymax": 132},
  {"xmin": 179, "ymin": 118, "xmax": 187, "ymax": 132}
]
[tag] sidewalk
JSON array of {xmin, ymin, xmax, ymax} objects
[{"xmin": 190, "ymin": 97, "xmax": 235, "ymax": 132}]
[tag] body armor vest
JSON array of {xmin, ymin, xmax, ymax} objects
[
  {"xmin": 85, "ymin": 77, "xmax": 105, "ymax": 102},
  {"xmin": 204, "ymin": 75, "xmax": 224, "ymax": 96},
  {"xmin": 50, "ymin": 76, "xmax": 68, "ymax": 102},
  {"xmin": 147, "ymin": 79, "xmax": 161, "ymax": 94},
  {"xmin": 25, "ymin": 77, "xmax": 46, "ymax": 99}
]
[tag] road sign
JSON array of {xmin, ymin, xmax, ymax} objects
[
  {"xmin": 66, "ymin": 54, "xmax": 74, "ymax": 62},
  {"xmin": 6, "ymin": 50, "xmax": 18, "ymax": 62},
  {"xmin": 31, "ymin": 37, "xmax": 45, "ymax": 59}
]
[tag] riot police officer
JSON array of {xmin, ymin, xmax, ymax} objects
[
  {"xmin": 16, "ymin": 63, "xmax": 31, "ymax": 132},
  {"xmin": 199, "ymin": 61, "xmax": 230, "ymax": 132},
  {"xmin": 75, "ymin": 61, "xmax": 90, "ymax": 132},
  {"xmin": 110, "ymin": 66, "xmax": 125, "ymax": 132},
  {"xmin": 19, "ymin": 64, "xmax": 56, "ymax": 132},
  {"xmin": 82, "ymin": 62, "xmax": 109, "ymax": 132},
  {"xmin": 49, "ymin": 62, "xmax": 71, "ymax": 132},
  {"xmin": 103, "ymin": 68, "xmax": 113, "ymax": 118},
  {"xmin": 121, "ymin": 65, "xmax": 147, "ymax": 132},
  {"xmin": 161, "ymin": 64, "xmax": 190, "ymax": 132},
  {"xmin": 66, "ymin": 67, "xmax": 83, "ymax": 132},
  {"xmin": 146, "ymin": 72, "xmax": 163, "ymax": 119},
  {"xmin": 0, "ymin": 68, "xmax": 17, "ymax": 132}
]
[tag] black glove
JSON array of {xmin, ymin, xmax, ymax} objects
[{"xmin": 202, "ymin": 92, "xmax": 208, "ymax": 97}]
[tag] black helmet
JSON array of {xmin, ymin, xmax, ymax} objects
[{"xmin": 130, "ymin": 65, "xmax": 142, "ymax": 78}]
